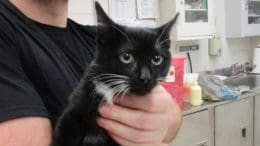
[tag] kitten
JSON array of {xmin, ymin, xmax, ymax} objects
[{"xmin": 51, "ymin": 2, "xmax": 179, "ymax": 146}]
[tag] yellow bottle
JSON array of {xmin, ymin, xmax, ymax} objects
[{"xmin": 190, "ymin": 81, "xmax": 203, "ymax": 106}]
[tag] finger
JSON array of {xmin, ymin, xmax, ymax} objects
[
  {"xmin": 98, "ymin": 103, "xmax": 168, "ymax": 130},
  {"xmin": 96, "ymin": 117, "xmax": 165, "ymax": 144},
  {"xmin": 114, "ymin": 85, "xmax": 172, "ymax": 112},
  {"xmin": 110, "ymin": 133, "xmax": 168, "ymax": 146}
]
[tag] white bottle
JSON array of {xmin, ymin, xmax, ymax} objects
[{"xmin": 190, "ymin": 81, "xmax": 203, "ymax": 106}]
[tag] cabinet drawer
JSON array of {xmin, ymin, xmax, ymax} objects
[
  {"xmin": 254, "ymin": 95, "xmax": 260, "ymax": 146},
  {"xmin": 170, "ymin": 110, "xmax": 212, "ymax": 146},
  {"xmin": 215, "ymin": 98, "xmax": 253, "ymax": 146}
]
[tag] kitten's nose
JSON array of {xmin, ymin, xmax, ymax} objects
[
  {"xmin": 140, "ymin": 67, "xmax": 151, "ymax": 84},
  {"xmin": 140, "ymin": 77, "xmax": 150, "ymax": 84}
]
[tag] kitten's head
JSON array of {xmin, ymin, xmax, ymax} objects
[{"xmin": 94, "ymin": 2, "xmax": 178, "ymax": 96}]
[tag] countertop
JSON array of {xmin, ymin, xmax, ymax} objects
[{"xmin": 182, "ymin": 88, "xmax": 259, "ymax": 116}]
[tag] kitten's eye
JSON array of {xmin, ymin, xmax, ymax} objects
[
  {"xmin": 119, "ymin": 53, "xmax": 133, "ymax": 64},
  {"xmin": 151, "ymin": 55, "xmax": 163, "ymax": 66}
]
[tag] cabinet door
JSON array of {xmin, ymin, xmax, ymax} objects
[
  {"xmin": 224, "ymin": 0, "xmax": 260, "ymax": 37},
  {"xmin": 254, "ymin": 95, "xmax": 260, "ymax": 146},
  {"xmin": 178, "ymin": 0, "xmax": 215, "ymax": 39},
  {"xmin": 243, "ymin": 0, "xmax": 260, "ymax": 36},
  {"xmin": 159, "ymin": 0, "xmax": 215, "ymax": 40},
  {"xmin": 170, "ymin": 110, "xmax": 212, "ymax": 146},
  {"xmin": 215, "ymin": 98, "xmax": 253, "ymax": 146}
]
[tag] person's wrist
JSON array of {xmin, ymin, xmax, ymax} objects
[{"xmin": 163, "ymin": 100, "xmax": 182, "ymax": 143}]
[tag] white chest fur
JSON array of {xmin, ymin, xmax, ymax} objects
[{"xmin": 94, "ymin": 82, "xmax": 115, "ymax": 104}]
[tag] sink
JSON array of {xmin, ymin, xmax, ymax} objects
[{"xmin": 224, "ymin": 75, "xmax": 260, "ymax": 90}]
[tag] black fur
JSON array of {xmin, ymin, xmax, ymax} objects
[{"xmin": 51, "ymin": 2, "xmax": 178, "ymax": 146}]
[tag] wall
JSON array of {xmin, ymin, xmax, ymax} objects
[
  {"xmin": 173, "ymin": 37, "xmax": 259, "ymax": 73},
  {"xmin": 68, "ymin": 0, "xmax": 109, "ymax": 25},
  {"xmin": 68, "ymin": 0, "xmax": 260, "ymax": 73}
]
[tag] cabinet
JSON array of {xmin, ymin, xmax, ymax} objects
[
  {"xmin": 170, "ymin": 110, "xmax": 213, "ymax": 146},
  {"xmin": 171, "ymin": 96, "xmax": 255, "ymax": 146},
  {"xmin": 215, "ymin": 98, "xmax": 254, "ymax": 146},
  {"xmin": 254, "ymin": 94, "xmax": 260, "ymax": 146},
  {"xmin": 160, "ymin": 0, "xmax": 215, "ymax": 40},
  {"xmin": 223, "ymin": 0, "xmax": 260, "ymax": 38}
]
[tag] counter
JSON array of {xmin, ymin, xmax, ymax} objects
[{"xmin": 182, "ymin": 89, "xmax": 259, "ymax": 116}]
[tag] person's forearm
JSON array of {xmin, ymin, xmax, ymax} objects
[
  {"xmin": 163, "ymin": 100, "xmax": 182, "ymax": 143},
  {"xmin": 0, "ymin": 117, "xmax": 52, "ymax": 146}
]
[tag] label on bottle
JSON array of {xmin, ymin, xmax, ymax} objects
[{"xmin": 165, "ymin": 66, "xmax": 175, "ymax": 82}]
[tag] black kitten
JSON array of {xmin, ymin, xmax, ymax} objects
[{"xmin": 51, "ymin": 2, "xmax": 178, "ymax": 146}]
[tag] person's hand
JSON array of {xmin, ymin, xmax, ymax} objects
[{"xmin": 97, "ymin": 85, "xmax": 182, "ymax": 146}]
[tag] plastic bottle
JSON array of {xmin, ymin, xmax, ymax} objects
[{"xmin": 190, "ymin": 81, "xmax": 203, "ymax": 106}]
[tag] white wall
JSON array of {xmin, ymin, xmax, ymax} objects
[
  {"xmin": 173, "ymin": 38, "xmax": 258, "ymax": 73},
  {"xmin": 68, "ymin": 0, "xmax": 109, "ymax": 25}
]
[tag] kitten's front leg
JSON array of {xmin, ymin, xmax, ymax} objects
[
  {"xmin": 51, "ymin": 100, "xmax": 117, "ymax": 146},
  {"xmin": 51, "ymin": 108, "xmax": 89, "ymax": 146},
  {"xmin": 51, "ymin": 108, "xmax": 117, "ymax": 146}
]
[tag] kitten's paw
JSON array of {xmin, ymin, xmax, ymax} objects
[
  {"xmin": 83, "ymin": 133, "xmax": 118, "ymax": 146},
  {"xmin": 83, "ymin": 134, "xmax": 107, "ymax": 146}
]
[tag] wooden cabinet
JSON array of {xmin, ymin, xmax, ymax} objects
[
  {"xmin": 222, "ymin": 0, "xmax": 260, "ymax": 38},
  {"xmin": 170, "ymin": 110, "xmax": 213, "ymax": 146},
  {"xmin": 160, "ymin": 0, "xmax": 215, "ymax": 40},
  {"xmin": 254, "ymin": 94, "xmax": 260, "ymax": 146},
  {"xmin": 214, "ymin": 98, "xmax": 254, "ymax": 146}
]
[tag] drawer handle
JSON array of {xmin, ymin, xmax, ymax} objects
[
  {"xmin": 241, "ymin": 125, "xmax": 248, "ymax": 140},
  {"xmin": 242, "ymin": 127, "xmax": 246, "ymax": 138}
]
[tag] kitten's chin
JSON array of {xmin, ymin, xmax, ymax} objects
[
  {"xmin": 131, "ymin": 90, "xmax": 148, "ymax": 96},
  {"xmin": 129, "ymin": 85, "xmax": 155, "ymax": 96}
]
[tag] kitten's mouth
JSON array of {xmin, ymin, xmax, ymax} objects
[
  {"xmin": 129, "ymin": 82, "xmax": 156, "ymax": 96},
  {"xmin": 131, "ymin": 89, "xmax": 151, "ymax": 96}
]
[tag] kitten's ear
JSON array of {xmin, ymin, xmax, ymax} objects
[
  {"xmin": 155, "ymin": 13, "xmax": 179, "ymax": 46},
  {"xmin": 95, "ymin": 1, "xmax": 114, "ymax": 27}
]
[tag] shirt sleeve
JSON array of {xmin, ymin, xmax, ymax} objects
[{"xmin": 0, "ymin": 29, "xmax": 49, "ymax": 122}]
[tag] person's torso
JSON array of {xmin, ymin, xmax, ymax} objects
[{"xmin": 0, "ymin": 1, "xmax": 96, "ymax": 124}]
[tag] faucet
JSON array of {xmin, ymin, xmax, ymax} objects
[
  {"xmin": 242, "ymin": 62, "xmax": 255, "ymax": 76},
  {"xmin": 242, "ymin": 65, "xmax": 247, "ymax": 77}
]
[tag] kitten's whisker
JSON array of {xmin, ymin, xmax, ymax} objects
[
  {"xmin": 112, "ymin": 83, "xmax": 128, "ymax": 94},
  {"xmin": 105, "ymin": 81, "xmax": 128, "ymax": 88},
  {"xmin": 94, "ymin": 73, "xmax": 128, "ymax": 79},
  {"xmin": 90, "ymin": 88, "xmax": 97, "ymax": 98},
  {"xmin": 121, "ymin": 87, "xmax": 129, "ymax": 98},
  {"xmin": 101, "ymin": 79, "xmax": 127, "ymax": 85},
  {"xmin": 94, "ymin": 75, "xmax": 128, "ymax": 82},
  {"xmin": 95, "ymin": 76, "xmax": 126, "ymax": 80},
  {"xmin": 113, "ymin": 84, "xmax": 128, "ymax": 94},
  {"xmin": 97, "ymin": 79, "xmax": 127, "ymax": 85},
  {"xmin": 118, "ymin": 87, "xmax": 130, "ymax": 103},
  {"xmin": 113, "ymin": 85, "xmax": 129, "ymax": 102}
]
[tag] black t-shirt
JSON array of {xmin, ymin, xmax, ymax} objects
[{"xmin": 0, "ymin": 0, "xmax": 96, "ymax": 126}]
